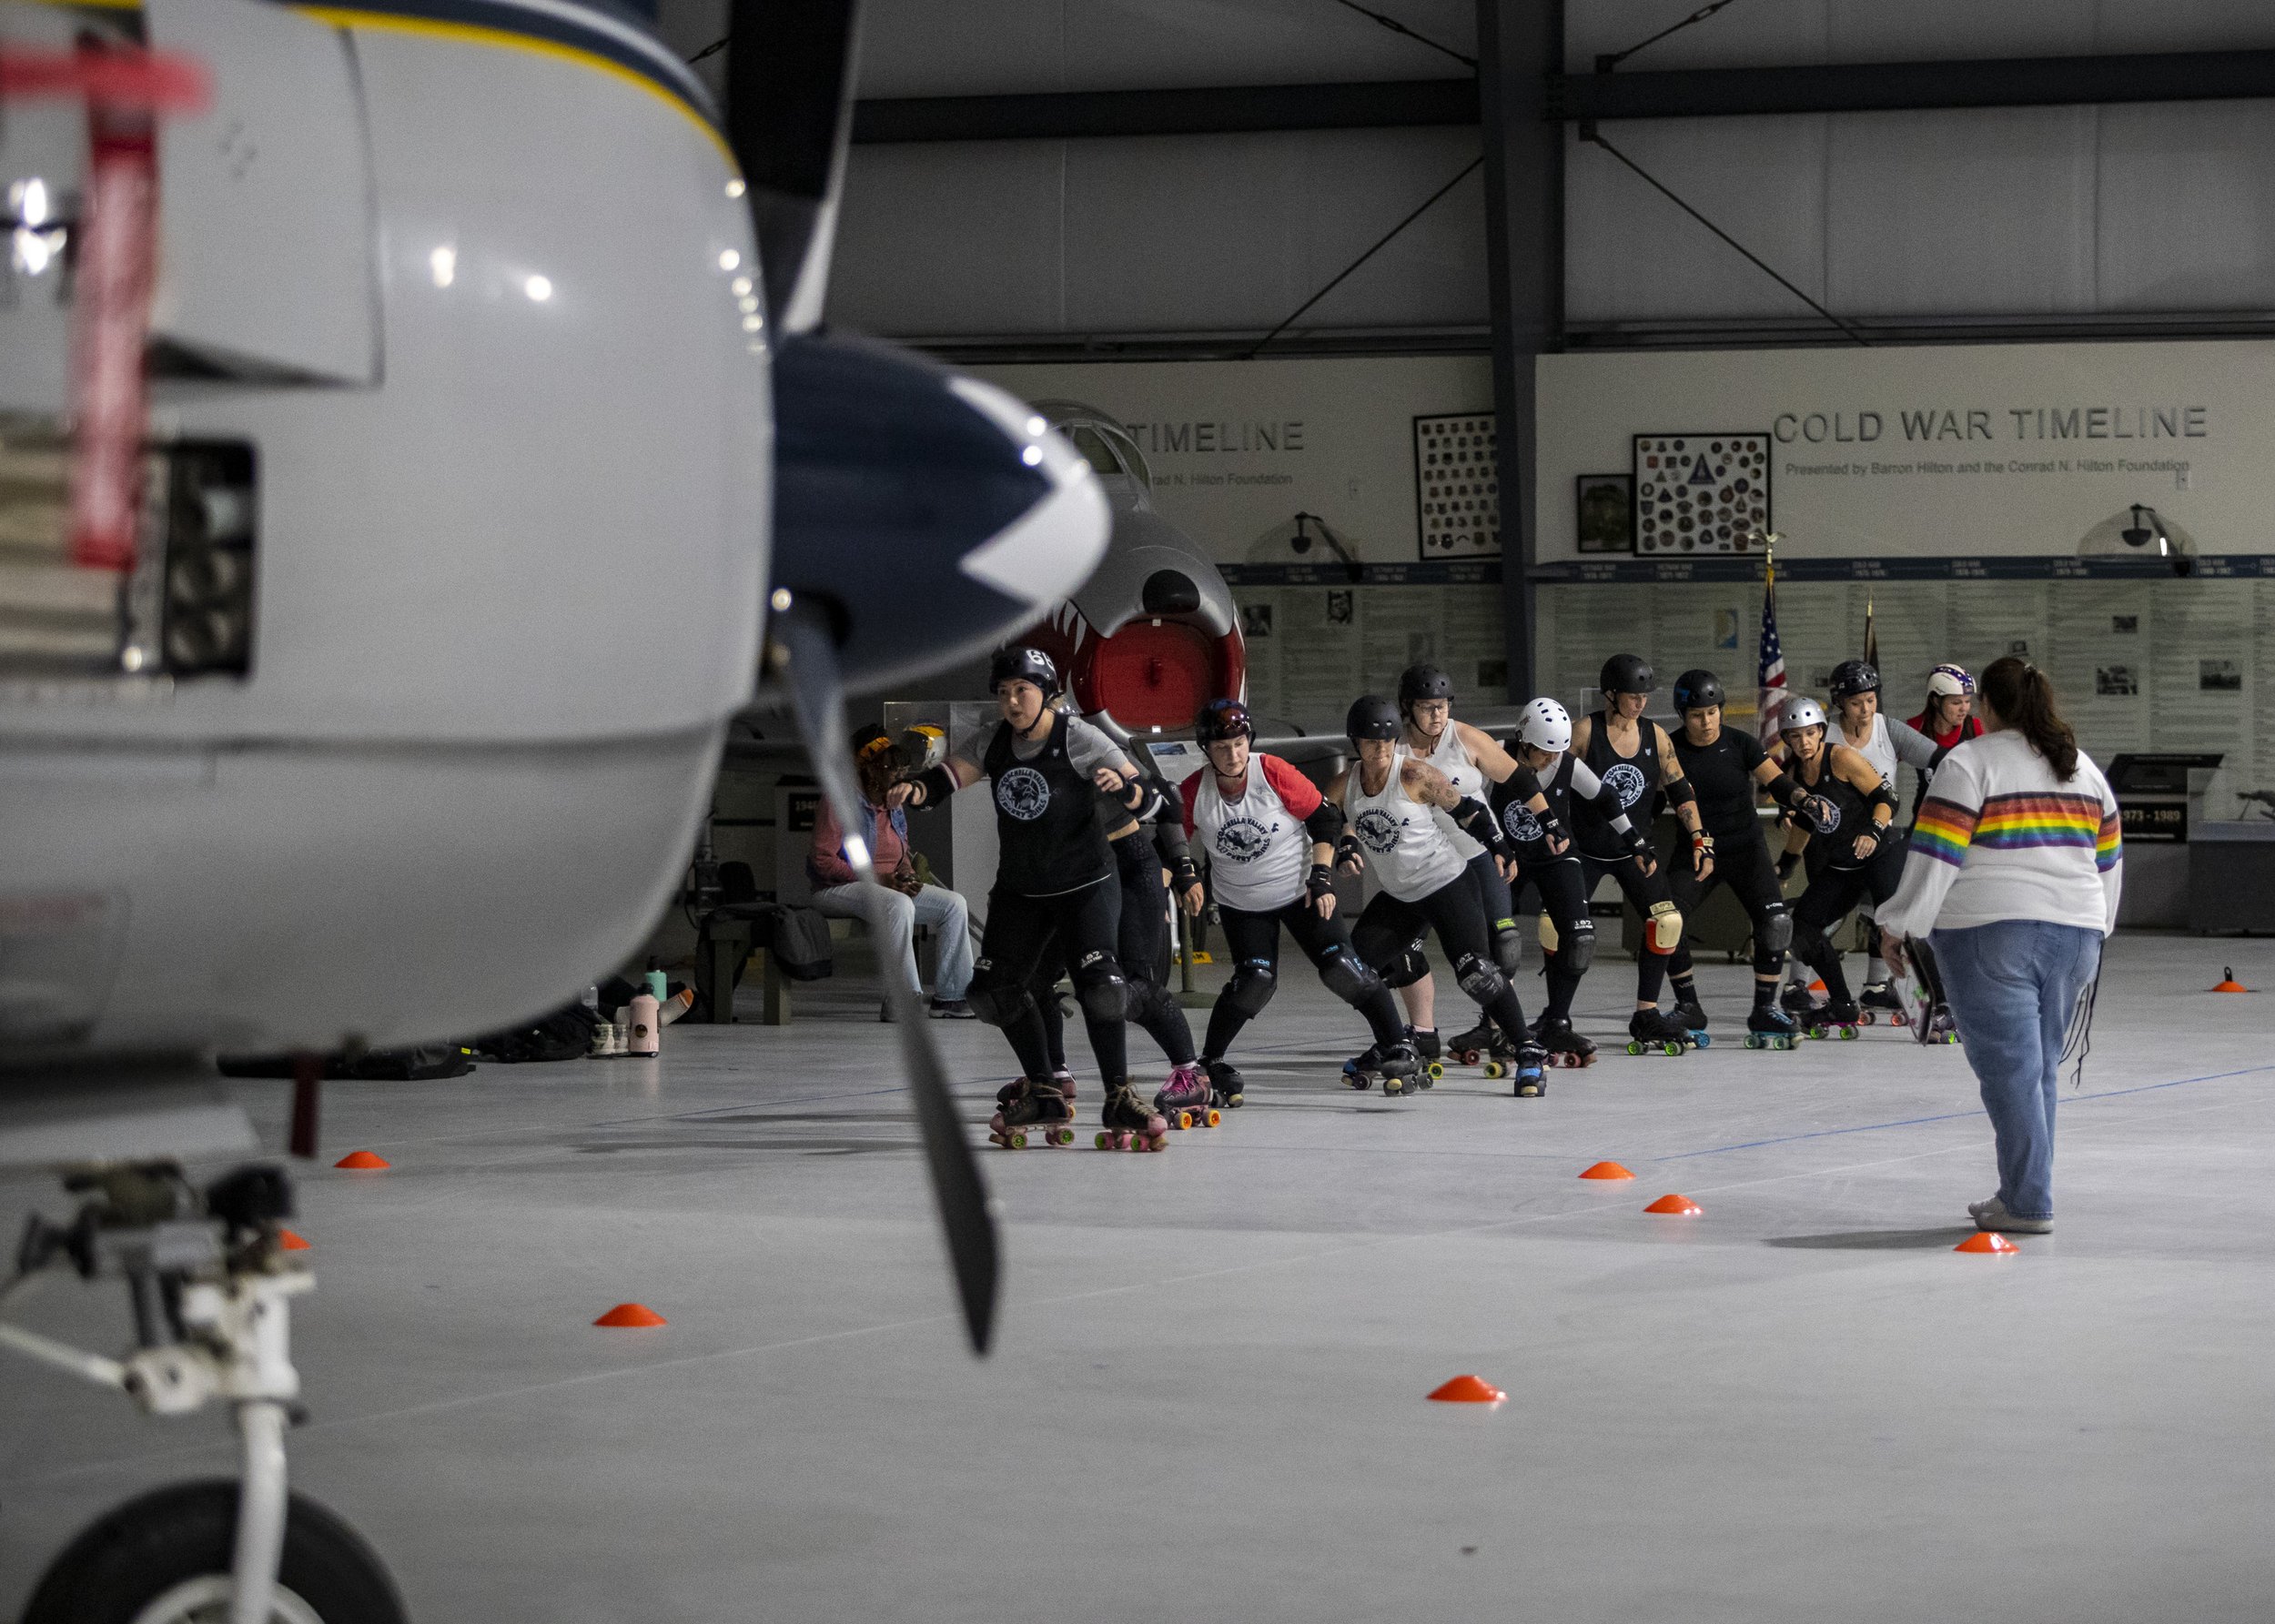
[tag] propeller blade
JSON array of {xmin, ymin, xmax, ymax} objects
[
  {"xmin": 724, "ymin": 0, "xmax": 859, "ymax": 334},
  {"xmin": 772, "ymin": 602, "xmax": 999, "ymax": 1354}
]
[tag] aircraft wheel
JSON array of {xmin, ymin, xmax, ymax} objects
[{"xmin": 23, "ymin": 1481, "xmax": 406, "ymax": 1624}]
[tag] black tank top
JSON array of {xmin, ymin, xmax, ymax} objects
[
  {"xmin": 1491, "ymin": 753, "xmax": 1574, "ymax": 859},
  {"xmin": 1795, "ymin": 745, "xmax": 1875, "ymax": 871},
  {"xmin": 1575, "ymin": 711, "xmax": 1663, "ymax": 858},
  {"xmin": 984, "ymin": 716, "xmax": 1112, "ymax": 894}
]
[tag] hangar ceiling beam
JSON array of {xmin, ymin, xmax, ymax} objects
[
  {"xmin": 850, "ymin": 78, "xmax": 1479, "ymax": 144},
  {"xmin": 1477, "ymin": 0, "xmax": 1560, "ymax": 702},
  {"xmin": 1552, "ymin": 47, "xmax": 2275, "ymax": 123}
]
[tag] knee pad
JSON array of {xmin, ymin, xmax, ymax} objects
[
  {"xmin": 966, "ymin": 964, "xmax": 1035, "ymax": 1030},
  {"xmin": 1491, "ymin": 922, "xmax": 1523, "ymax": 979},
  {"xmin": 1071, "ymin": 950, "xmax": 1127, "ymax": 1024},
  {"xmin": 1223, "ymin": 960, "xmax": 1279, "ymax": 1019},
  {"xmin": 1758, "ymin": 903, "xmax": 1793, "ymax": 958},
  {"xmin": 1561, "ymin": 918, "xmax": 1596, "ymax": 976},
  {"xmin": 1380, "ymin": 946, "xmax": 1431, "ymax": 990},
  {"xmin": 1455, "ymin": 954, "xmax": 1510, "ymax": 1007},
  {"xmin": 1317, "ymin": 946, "xmax": 1383, "ymax": 1008},
  {"xmin": 1645, "ymin": 900, "xmax": 1684, "ymax": 955}
]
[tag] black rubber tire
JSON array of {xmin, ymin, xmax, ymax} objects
[{"xmin": 22, "ymin": 1479, "xmax": 407, "ymax": 1624}]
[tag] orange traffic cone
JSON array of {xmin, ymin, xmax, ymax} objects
[
  {"xmin": 1579, "ymin": 1161, "xmax": 1635, "ymax": 1181},
  {"xmin": 1644, "ymin": 1194, "xmax": 1703, "ymax": 1216},
  {"xmin": 1428, "ymin": 1375, "xmax": 1505, "ymax": 1404},
  {"xmin": 1955, "ymin": 1233, "xmax": 2019, "ymax": 1255},
  {"xmin": 2213, "ymin": 967, "xmax": 2249, "ymax": 993},
  {"xmin": 594, "ymin": 1303, "xmax": 668, "ymax": 1327},
  {"xmin": 334, "ymin": 1150, "xmax": 389, "ymax": 1170},
  {"xmin": 278, "ymin": 1229, "xmax": 311, "ymax": 1251}
]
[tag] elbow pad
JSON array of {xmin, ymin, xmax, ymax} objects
[
  {"xmin": 1868, "ymin": 782, "xmax": 1899, "ymax": 815},
  {"xmin": 1664, "ymin": 775, "xmax": 1697, "ymax": 808},
  {"xmin": 1304, "ymin": 800, "xmax": 1346, "ymax": 845},
  {"xmin": 1764, "ymin": 771, "xmax": 1803, "ymax": 809},
  {"xmin": 1452, "ymin": 796, "xmax": 1510, "ymax": 855},
  {"xmin": 913, "ymin": 764, "xmax": 956, "ymax": 806}
]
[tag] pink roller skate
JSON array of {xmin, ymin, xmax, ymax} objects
[{"xmin": 1153, "ymin": 1063, "xmax": 1218, "ymax": 1130}]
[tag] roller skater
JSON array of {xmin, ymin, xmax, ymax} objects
[
  {"xmin": 1568, "ymin": 655, "xmax": 1710, "ymax": 1053},
  {"xmin": 1774, "ymin": 695, "xmax": 1900, "ymax": 1041},
  {"xmin": 1663, "ymin": 669, "xmax": 1816, "ymax": 1049},
  {"xmin": 1491, "ymin": 697, "xmax": 1653, "ymax": 1068},
  {"xmin": 905, "ymin": 647, "xmax": 1168, "ymax": 1150},
  {"xmin": 1180, "ymin": 698, "xmax": 1416, "ymax": 1101},
  {"xmin": 1392, "ymin": 664, "xmax": 1565, "ymax": 1070},
  {"xmin": 1329, "ymin": 696, "xmax": 1547, "ymax": 1097},
  {"xmin": 1825, "ymin": 659, "xmax": 1943, "ymax": 1012}
]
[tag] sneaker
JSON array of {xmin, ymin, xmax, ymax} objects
[
  {"xmin": 1973, "ymin": 1196, "xmax": 2052, "ymax": 1235},
  {"xmin": 1967, "ymin": 1195, "xmax": 1999, "ymax": 1222},
  {"xmin": 928, "ymin": 997, "xmax": 977, "ymax": 1020}
]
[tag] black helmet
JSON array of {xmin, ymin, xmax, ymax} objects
[
  {"xmin": 1828, "ymin": 659, "xmax": 1881, "ymax": 701},
  {"xmin": 1601, "ymin": 652, "xmax": 1653, "ymax": 696},
  {"xmin": 1672, "ymin": 669, "xmax": 1725, "ymax": 714},
  {"xmin": 1397, "ymin": 663, "xmax": 1454, "ymax": 711},
  {"xmin": 1346, "ymin": 695, "xmax": 1401, "ymax": 742},
  {"xmin": 989, "ymin": 644, "xmax": 1060, "ymax": 698},
  {"xmin": 1194, "ymin": 698, "xmax": 1254, "ymax": 744}
]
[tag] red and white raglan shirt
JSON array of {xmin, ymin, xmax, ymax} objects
[{"xmin": 1181, "ymin": 753, "xmax": 1323, "ymax": 913}]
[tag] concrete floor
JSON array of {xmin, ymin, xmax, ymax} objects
[{"xmin": 5, "ymin": 933, "xmax": 2273, "ymax": 1623}]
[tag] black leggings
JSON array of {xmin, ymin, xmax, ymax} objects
[
  {"xmin": 1350, "ymin": 878, "xmax": 1531, "ymax": 1048},
  {"xmin": 1466, "ymin": 849, "xmax": 1522, "ymax": 972},
  {"xmin": 1032, "ymin": 835, "xmax": 1197, "ymax": 1069},
  {"xmin": 1510, "ymin": 855, "xmax": 1592, "ymax": 1024},
  {"xmin": 1578, "ymin": 849, "xmax": 1677, "ymax": 1006},
  {"xmin": 1790, "ymin": 850, "xmax": 1901, "ymax": 1004},
  {"xmin": 1667, "ymin": 829, "xmax": 1790, "ymax": 982},
  {"xmin": 973, "ymin": 878, "xmax": 1127, "ymax": 1086},
  {"xmin": 1204, "ymin": 896, "xmax": 1406, "ymax": 1061}
]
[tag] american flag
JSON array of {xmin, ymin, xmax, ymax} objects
[{"xmin": 1757, "ymin": 550, "xmax": 1786, "ymax": 737}]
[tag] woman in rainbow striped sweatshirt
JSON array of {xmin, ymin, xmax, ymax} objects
[{"xmin": 1880, "ymin": 656, "xmax": 2122, "ymax": 1236}]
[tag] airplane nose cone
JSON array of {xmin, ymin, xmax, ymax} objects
[{"xmin": 1140, "ymin": 569, "xmax": 1200, "ymax": 617}]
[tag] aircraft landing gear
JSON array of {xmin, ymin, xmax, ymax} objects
[{"xmin": 1, "ymin": 1163, "xmax": 405, "ymax": 1624}]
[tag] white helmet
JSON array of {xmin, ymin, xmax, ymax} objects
[
  {"xmin": 1516, "ymin": 697, "xmax": 1572, "ymax": 753},
  {"xmin": 1927, "ymin": 663, "xmax": 1975, "ymax": 699},
  {"xmin": 1780, "ymin": 695, "xmax": 1828, "ymax": 735}
]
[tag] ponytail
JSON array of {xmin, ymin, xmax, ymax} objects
[{"xmin": 1980, "ymin": 655, "xmax": 2078, "ymax": 780}]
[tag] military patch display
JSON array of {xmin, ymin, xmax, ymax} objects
[
  {"xmin": 1631, "ymin": 433, "xmax": 1771, "ymax": 555},
  {"xmin": 1413, "ymin": 412, "xmax": 1500, "ymax": 559}
]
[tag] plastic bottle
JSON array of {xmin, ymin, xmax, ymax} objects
[
  {"xmin": 642, "ymin": 956, "xmax": 668, "ymax": 1004},
  {"xmin": 628, "ymin": 992, "xmax": 662, "ymax": 1056}
]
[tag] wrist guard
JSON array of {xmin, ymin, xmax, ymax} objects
[
  {"xmin": 1623, "ymin": 822, "xmax": 1655, "ymax": 863},
  {"xmin": 1452, "ymin": 796, "xmax": 1511, "ymax": 858},
  {"xmin": 1336, "ymin": 832, "xmax": 1363, "ymax": 870},
  {"xmin": 1537, "ymin": 810, "xmax": 1569, "ymax": 849},
  {"xmin": 1776, "ymin": 850, "xmax": 1800, "ymax": 883},
  {"xmin": 1690, "ymin": 829, "xmax": 1715, "ymax": 866},
  {"xmin": 1307, "ymin": 862, "xmax": 1336, "ymax": 903},
  {"xmin": 912, "ymin": 764, "xmax": 955, "ymax": 806},
  {"xmin": 1175, "ymin": 856, "xmax": 1199, "ymax": 892}
]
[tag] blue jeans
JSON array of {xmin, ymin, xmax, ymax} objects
[
  {"xmin": 1932, "ymin": 919, "xmax": 2102, "ymax": 1222},
  {"xmin": 811, "ymin": 881, "xmax": 975, "ymax": 1001}
]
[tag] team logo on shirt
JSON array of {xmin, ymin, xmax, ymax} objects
[
  {"xmin": 996, "ymin": 766, "xmax": 1051, "ymax": 821},
  {"xmin": 1602, "ymin": 762, "xmax": 1647, "ymax": 809},
  {"xmin": 1355, "ymin": 809, "xmax": 1402, "ymax": 854},
  {"xmin": 1214, "ymin": 816, "xmax": 1270, "ymax": 862},
  {"xmin": 1502, "ymin": 802, "xmax": 1542, "ymax": 844}
]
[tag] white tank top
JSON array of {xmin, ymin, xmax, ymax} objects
[
  {"xmin": 1191, "ymin": 762, "xmax": 1309, "ymax": 913},
  {"xmin": 1410, "ymin": 722, "xmax": 1485, "ymax": 861},
  {"xmin": 1343, "ymin": 750, "xmax": 1467, "ymax": 903},
  {"xmin": 1833, "ymin": 711, "xmax": 1896, "ymax": 790}
]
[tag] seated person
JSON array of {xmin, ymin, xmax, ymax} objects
[{"xmin": 807, "ymin": 725, "xmax": 976, "ymax": 1019}]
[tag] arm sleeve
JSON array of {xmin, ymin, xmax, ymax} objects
[
  {"xmin": 2095, "ymin": 763, "xmax": 2124, "ymax": 935},
  {"xmin": 1062, "ymin": 717, "xmax": 1132, "ymax": 779},
  {"xmin": 807, "ymin": 799, "xmax": 858, "ymax": 888},
  {"xmin": 1876, "ymin": 749, "xmax": 1983, "ymax": 938},
  {"xmin": 1886, "ymin": 716, "xmax": 1940, "ymax": 771},
  {"xmin": 1256, "ymin": 753, "xmax": 1325, "ymax": 819}
]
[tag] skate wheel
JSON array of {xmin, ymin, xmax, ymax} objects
[
  {"xmin": 1175, "ymin": 1110, "xmax": 1193, "ymax": 1130},
  {"xmin": 1425, "ymin": 1062, "xmax": 1443, "ymax": 1081},
  {"xmin": 1891, "ymin": 1010, "xmax": 1911, "ymax": 1025},
  {"xmin": 1625, "ymin": 1040, "xmax": 1645, "ymax": 1055},
  {"xmin": 1382, "ymin": 1075, "xmax": 1403, "ymax": 1096},
  {"xmin": 1514, "ymin": 1076, "xmax": 1544, "ymax": 1098},
  {"xmin": 1094, "ymin": 1132, "xmax": 1113, "ymax": 1150},
  {"xmin": 1839, "ymin": 1025, "xmax": 1858, "ymax": 1040},
  {"xmin": 1688, "ymin": 1032, "xmax": 1713, "ymax": 1048},
  {"xmin": 1204, "ymin": 1109, "xmax": 1221, "ymax": 1127},
  {"xmin": 1481, "ymin": 1060, "xmax": 1509, "ymax": 1079},
  {"xmin": 1662, "ymin": 1042, "xmax": 1684, "ymax": 1056},
  {"xmin": 1224, "ymin": 1093, "xmax": 1244, "ymax": 1108}
]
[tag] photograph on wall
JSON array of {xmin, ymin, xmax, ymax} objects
[
  {"xmin": 1631, "ymin": 433, "xmax": 1771, "ymax": 555},
  {"xmin": 2098, "ymin": 664, "xmax": 2139, "ymax": 697},
  {"xmin": 1575, "ymin": 473, "xmax": 1633, "ymax": 553},
  {"xmin": 1412, "ymin": 411, "xmax": 1501, "ymax": 560}
]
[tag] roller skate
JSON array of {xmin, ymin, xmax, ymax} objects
[
  {"xmin": 1742, "ymin": 1004, "xmax": 1801, "ymax": 1052},
  {"xmin": 1445, "ymin": 1016, "xmax": 1499, "ymax": 1068},
  {"xmin": 1533, "ymin": 1015, "xmax": 1598, "ymax": 1068},
  {"xmin": 989, "ymin": 1076, "xmax": 1077, "ymax": 1149},
  {"xmin": 1924, "ymin": 1006, "xmax": 1962, "ymax": 1045},
  {"xmin": 1095, "ymin": 1083, "xmax": 1169, "ymax": 1152},
  {"xmin": 996, "ymin": 1067, "xmax": 1076, "ymax": 1108},
  {"xmin": 1624, "ymin": 1006, "xmax": 1693, "ymax": 1057},
  {"xmin": 1858, "ymin": 980, "xmax": 1904, "ymax": 1026},
  {"xmin": 1154, "ymin": 1062, "xmax": 1219, "ymax": 1130},
  {"xmin": 1780, "ymin": 979, "xmax": 1822, "ymax": 1019},
  {"xmin": 1405, "ymin": 1025, "xmax": 1445, "ymax": 1084},
  {"xmin": 1806, "ymin": 997, "xmax": 1863, "ymax": 1040},
  {"xmin": 1669, "ymin": 997, "xmax": 1713, "ymax": 1046},
  {"xmin": 1343, "ymin": 1039, "xmax": 1421, "ymax": 1095},
  {"xmin": 1510, "ymin": 1039, "xmax": 1550, "ymax": 1097},
  {"xmin": 1203, "ymin": 1058, "xmax": 1246, "ymax": 1108}
]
